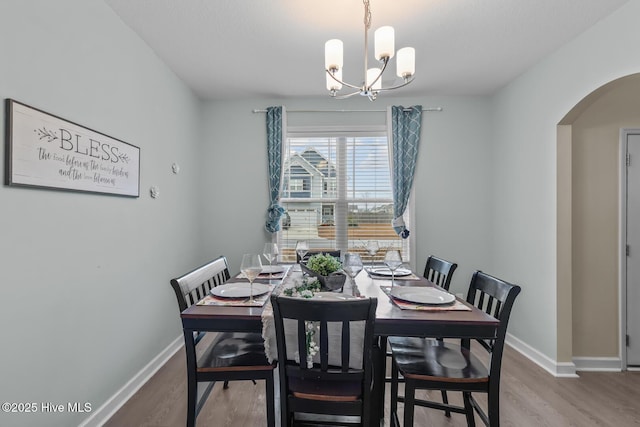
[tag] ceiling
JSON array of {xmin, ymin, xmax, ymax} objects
[{"xmin": 104, "ymin": 0, "xmax": 629, "ymax": 101}]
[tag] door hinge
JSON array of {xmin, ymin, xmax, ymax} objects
[
  {"xmin": 627, "ymin": 153, "xmax": 632, "ymax": 166},
  {"xmin": 627, "ymin": 334, "xmax": 630, "ymax": 347},
  {"xmin": 627, "ymin": 245, "xmax": 630, "ymax": 257}
]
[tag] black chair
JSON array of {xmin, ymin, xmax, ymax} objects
[
  {"xmin": 270, "ymin": 294, "xmax": 378, "ymax": 426},
  {"xmin": 384, "ymin": 255, "xmax": 458, "ymax": 382},
  {"xmin": 389, "ymin": 271, "xmax": 521, "ymax": 427},
  {"xmin": 423, "ymin": 255, "xmax": 458, "ymax": 291},
  {"xmin": 297, "ymin": 249, "xmax": 341, "ymax": 263},
  {"xmin": 170, "ymin": 256, "xmax": 276, "ymax": 427}
]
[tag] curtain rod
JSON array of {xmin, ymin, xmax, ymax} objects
[{"xmin": 252, "ymin": 107, "xmax": 443, "ymax": 113}]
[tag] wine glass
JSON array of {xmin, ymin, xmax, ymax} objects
[
  {"xmin": 342, "ymin": 253, "xmax": 364, "ymax": 294},
  {"xmin": 262, "ymin": 243, "xmax": 279, "ymax": 284},
  {"xmin": 383, "ymin": 250, "xmax": 403, "ymax": 288},
  {"xmin": 240, "ymin": 254, "xmax": 263, "ymax": 303},
  {"xmin": 365, "ymin": 240, "xmax": 379, "ymax": 270},
  {"xmin": 295, "ymin": 240, "xmax": 309, "ymax": 264}
]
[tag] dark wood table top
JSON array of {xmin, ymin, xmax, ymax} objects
[{"xmin": 181, "ymin": 266, "xmax": 499, "ymax": 339}]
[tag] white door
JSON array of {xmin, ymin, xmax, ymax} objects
[{"xmin": 627, "ymin": 133, "xmax": 640, "ymax": 366}]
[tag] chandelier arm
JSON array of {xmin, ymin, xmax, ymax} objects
[
  {"xmin": 332, "ymin": 90, "xmax": 363, "ymax": 100},
  {"xmin": 377, "ymin": 76, "xmax": 415, "ymax": 92},
  {"xmin": 325, "ymin": 69, "xmax": 362, "ymax": 91}
]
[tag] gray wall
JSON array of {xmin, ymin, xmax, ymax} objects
[{"xmin": 0, "ymin": 1, "xmax": 202, "ymax": 426}]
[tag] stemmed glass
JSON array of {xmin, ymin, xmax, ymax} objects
[
  {"xmin": 295, "ymin": 240, "xmax": 309, "ymax": 264},
  {"xmin": 365, "ymin": 240, "xmax": 379, "ymax": 270},
  {"xmin": 342, "ymin": 253, "xmax": 364, "ymax": 295},
  {"xmin": 383, "ymin": 250, "xmax": 403, "ymax": 288},
  {"xmin": 262, "ymin": 243, "xmax": 279, "ymax": 284},
  {"xmin": 240, "ymin": 254, "xmax": 263, "ymax": 303}
]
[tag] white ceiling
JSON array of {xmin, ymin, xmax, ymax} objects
[{"xmin": 104, "ymin": 0, "xmax": 629, "ymax": 100}]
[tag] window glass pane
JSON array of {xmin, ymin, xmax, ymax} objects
[{"xmin": 278, "ymin": 130, "xmax": 408, "ymax": 263}]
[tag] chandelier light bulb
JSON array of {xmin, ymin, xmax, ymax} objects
[
  {"xmin": 367, "ymin": 68, "xmax": 382, "ymax": 91},
  {"xmin": 374, "ymin": 26, "xmax": 395, "ymax": 60},
  {"xmin": 396, "ymin": 47, "xmax": 415, "ymax": 78},
  {"xmin": 325, "ymin": 39, "xmax": 343, "ymax": 71}
]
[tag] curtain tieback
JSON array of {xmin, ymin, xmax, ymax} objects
[
  {"xmin": 392, "ymin": 216, "xmax": 410, "ymax": 239},
  {"xmin": 265, "ymin": 203, "xmax": 285, "ymax": 233}
]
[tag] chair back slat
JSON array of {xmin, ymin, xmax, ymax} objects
[
  {"xmin": 318, "ymin": 321, "xmax": 327, "ymax": 370},
  {"xmin": 297, "ymin": 250, "xmax": 341, "ymax": 263},
  {"xmin": 423, "ymin": 255, "xmax": 458, "ymax": 291}
]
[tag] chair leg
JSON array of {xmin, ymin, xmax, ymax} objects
[
  {"xmin": 390, "ymin": 358, "xmax": 399, "ymax": 422},
  {"xmin": 441, "ymin": 390, "xmax": 451, "ymax": 417},
  {"xmin": 462, "ymin": 392, "xmax": 476, "ymax": 427},
  {"xmin": 265, "ymin": 374, "xmax": 276, "ymax": 427},
  {"xmin": 403, "ymin": 379, "xmax": 415, "ymax": 427},
  {"xmin": 186, "ymin": 377, "xmax": 197, "ymax": 427},
  {"xmin": 488, "ymin": 388, "xmax": 500, "ymax": 427},
  {"xmin": 223, "ymin": 380, "xmax": 229, "ymax": 389}
]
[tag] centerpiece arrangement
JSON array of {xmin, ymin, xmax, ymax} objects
[{"xmin": 300, "ymin": 253, "xmax": 346, "ymax": 291}]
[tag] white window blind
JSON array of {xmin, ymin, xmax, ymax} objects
[{"xmin": 278, "ymin": 127, "xmax": 409, "ymax": 263}]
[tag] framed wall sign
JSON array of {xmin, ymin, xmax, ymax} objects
[{"xmin": 5, "ymin": 99, "xmax": 140, "ymax": 197}]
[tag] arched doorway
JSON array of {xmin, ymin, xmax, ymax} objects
[{"xmin": 557, "ymin": 73, "xmax": 640, "ymax": 371}]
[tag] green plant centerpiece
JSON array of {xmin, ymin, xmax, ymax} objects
[{"xmin": 300, "ymin": 253, "xmax": 346, "ymax": 291}]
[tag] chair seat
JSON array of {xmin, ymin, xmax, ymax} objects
[
  {"xmin": 199, "ymin": 332, "xmax": 275, "ymax": 371},
  {"xmin": 389, "ymin": 337, "xmax": 488, "ymax": 383}
]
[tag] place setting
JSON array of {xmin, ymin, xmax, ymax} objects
[
  {"xmin": 380, "ymin": 285, "xmax": 471, "ymax": 311},
  {"xmin": 197, "ymin": 247, "xmax": 289, "ymax": 307}
]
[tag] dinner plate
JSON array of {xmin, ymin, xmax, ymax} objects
[
  {"xmin": 370, "ymin": 267, "xmax": 413, "ymax": 277},
  {"xmin": 261, "ymin": 265, "xmax": 286, "ymax": 274},
  {"xmin": 211, "ymin": 282, "xmax": 271, "ymax": 298},
  {"xmin": 390, "ymin": 286, "xmax": 456, "ymax": 305}
]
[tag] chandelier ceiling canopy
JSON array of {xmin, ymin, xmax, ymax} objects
[{"xmin": 324, "ymin": 0, "xmax": 416, "ymax": 101}]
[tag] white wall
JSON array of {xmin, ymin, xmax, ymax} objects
[
  {"xmin": 0, "ymin": 1, "xmax": 202, "ymax": 426},
  {"xmin": 199, "ymin": 96, "xmax": 494, "ymax": 297},
  {"xmin": 491, "ymin": 0, "xmax": 640, "ymax": 361}
]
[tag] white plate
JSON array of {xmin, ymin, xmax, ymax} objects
[
  {"xmin": 211, "ymin": 282, "xmax": 271, "ymax": 298},
  {"xmin": 261, "ymin": 265, "xmax": 286, "ymax": 274},
  {"xmin": 390, "ymin": 287, "xmax": 456, "ymax": 305},
  {"xmin": 370, "ymin": 267, "xmax": 413, "ymax": 277},
  {"xmin": 312, "ymin": 292, "xmax": 358, "ymax": 301}
]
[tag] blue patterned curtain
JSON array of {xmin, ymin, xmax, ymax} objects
[
  {"xmin": 265, "ymin": 106, "xmax": 286, "ymax": 233},
  {"xmin": 389, "ymin": 105, "xmax": 422, "ymax": 238}
]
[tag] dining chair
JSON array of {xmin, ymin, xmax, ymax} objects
[
  {"xmin": 423, "ymin": 255, "xmax": 458, "ymax": 291},
  {"xmin": 170, "ymin": 256, "xmax": 276, "ymax": 427},
  {"xmin": 270, "ymin": 294, "xmax": 378, "ymax": 426},
  {"xmin": 384, "ymin": 255, "xmax": 459, "ymax": 413},
  {"xmin": 389, "ymin": 271, "xmax": 521, "ymax": 427},
  {"xmin": 297, "ymin": 249, "xmax": 341, "ymax": 263}
]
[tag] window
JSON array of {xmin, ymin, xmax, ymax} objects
[{"xmin": 278, "ymin": 126, "xmax": 409, "ymax": 263}]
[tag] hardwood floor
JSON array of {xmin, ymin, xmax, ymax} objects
[{"xmin": 104, "ymin": 341, "xmax": 640, "ymax": 427}]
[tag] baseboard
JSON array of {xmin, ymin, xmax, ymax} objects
[
  {"xmin": 78, "ymin": 335, "xmax": 183, "ymax": 427},
  {"xmin": 506, "ymin": 333, "xmax": 579, "ymax": 378},
  {"xmin": 572, "ymin": 357, "xmax": 622, "ymax": 372}
]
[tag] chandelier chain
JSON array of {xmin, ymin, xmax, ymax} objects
[{"xmin": 363, "ymin": 0, "xmax": 371, "ymax": 30}]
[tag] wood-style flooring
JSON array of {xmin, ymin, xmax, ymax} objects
[{"xmin": 104, "ymin": 340, "xmax": 640, "ymax": 427}]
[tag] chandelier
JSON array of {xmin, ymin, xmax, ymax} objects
[{"xmin": 324, "ymin": 0, "xmax": 415, "ymax": 101}]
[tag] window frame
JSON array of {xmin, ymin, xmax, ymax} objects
[{"xmin": 276, "ymin": 125, "xmax": 413, "ymax": 264}]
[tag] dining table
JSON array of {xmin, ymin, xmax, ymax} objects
[{"xmin": 180, "ymin": 264, "xmax": 499, "ymax": 425}]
